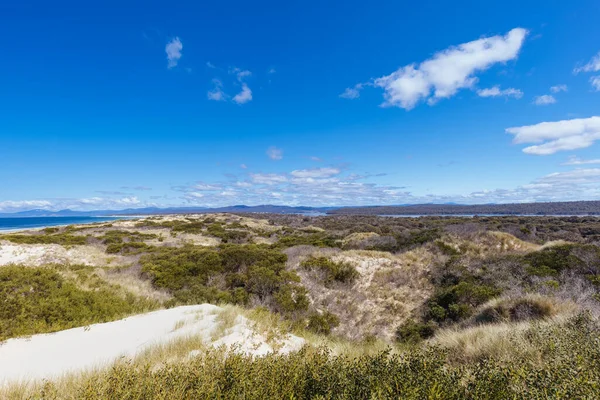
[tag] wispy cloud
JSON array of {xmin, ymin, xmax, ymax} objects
[
  {"xmin": 250, "ymin": 173, "xmax": 288, "ymax": 185},
  {"xmin": 339, "ymin": 84, "xmax": 364, "ymax": 99},
  {"xmin": 165, "ymin": 37, "xmax": 183, "ymax": 69},
  {"xmin": 266, "ymin": 146, "xmax": 283, "ymax": 160},
  {"xmin": 506, "ymin": 116, "xmax": 600, "ymax": 155},
  {"xmin": 533, "ymin": 94, "xmax": 556, "ymax": 105},
  {"xmin": 591, "ymin": 76, "xmax": 600, "ymax": 91},
  {"xmin": 351, "ymin": 28, "xmax": 528, "ymax": 109},
  {"xmin": 233, "ymin": 83, "xmax": 252, "ymax": 104},
  {"xmin": 230, "ymin": 67, "xmax": 252, "ymax": 82},
  {"xmin": 121, "ymin": 186, "xmax": 152, "ymax": 191},
  {"xmin": 206, "ymin": 61, "xmax": 216, "ymax": 68},
  {"xmin": 477, "ymin": 86, "xmax": 523, "ymax": 98},
  {"xmin": 550, "ymin": 84, "xmax": 568, "ymax": 93},
  {"xmin": 574, "ymin": 51, "xmax": 600, "ymax": 74},
  {"xmin": 207, "ymin": 79, "xmax": 227, "ymax": 101},
  {"xmin": 562, "ymin": 156, "xmax": 600, "ymax": 165},
  {"xmin": 290, "ymin": 168, "xmax": 340, "ymax": 178}
]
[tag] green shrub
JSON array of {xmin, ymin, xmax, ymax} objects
[
  {"xmin": 141, "ymin": 244, "xmax": 307, "ymax": 317},
  {"xmin": 427, "ymin": 281, "xmax": 501, "ymax": 323},
  {"xmin": 301, "ymin": 256, "xmax": 359, "ymax": 286},
  {"xmin": 0, "ymin": 265, "xmax": 157, "ymax": 341},
  {"xmin": 274, "ymin": 284, "xmax": 310, "ymax": 314},
  {"xmin": 395, "ymin": 319, "xmax": 437, "ymax": 343},
  {"xmin": 274, "ymin": 232, "xmax": 340, "ymax": 248},
  {"xmin": 0, "ymin": 233, "xmax": 87, "ymax": 246},
  {"xmin": 306, "ymin": 311, "xmax": 340, "ymax": 334}
]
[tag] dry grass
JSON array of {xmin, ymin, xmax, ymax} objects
[
  {"xmin": 286, "ymin": 246, "xmax": 435, "ymax": 341},
  {"xmin": 433, "ymin": 294, "xmax": 579, "ymax": 364}
]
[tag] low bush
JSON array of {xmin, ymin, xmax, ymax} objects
[
  {"xmin": 0, "ymin": 233, "xmax": 87, "ymax": 246},
  {"xmin": 306, "ymin": 311, "xmax": 340, "ymax": 334},
  {"xmin": 395, "ymin": 319, "xmax": 437, "ymax": 343},
  {"xmin": 0, "ymin": 265, "xmax": 157, "ymax": 341},
  {"xmin": 141, "ymin": 244, "xmax": 309, "ymax": 315},
  {"xmin": 301, "ymin": 256, "xmax": 359, "ymax": 286}
]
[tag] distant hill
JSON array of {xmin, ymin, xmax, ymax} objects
[
  {"xmin": 326, "ymin": 201, "xmax": 600, "ymax": 216},
  {"xmin": 1, "ymin": 200, "xmax": 599, "ymax": 218},
  {"xmin": 0, "ymin": 205, "xmax": 332, "ymax": 218}
]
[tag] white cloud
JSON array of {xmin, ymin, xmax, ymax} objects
[
  {"xmin": 240, "ymin": 164, "xmax": 247, "ymax": 169},
  {"xmin": 477, "ymin": 86, "xmax": 523, "ymax": 98},
  {"xmin": 230, "ymin": 67, "xmax": 251, "ymax": 81},
  {"xmin": 250, "ymin": 173, "xmax": 287, "ymax": 185},
  {"xmin": 268, "ymin": 68, "xmax": 276, "ymax": 74},
  {"xmin": 371, "ymin": 28, "xmax": 527, "ymax": 109},
  {"xmin": 165, "ymin": 37, "xmax": 183, "ymax": 69},
  {"xmin": 290, "ymin": 167, "xmax": 340, "ymax": 178},
  {"xmin": 266, "ymin": 146, "xmax": 283, "ymax": 160},
  {"xmin": 591, "ymin": 76, "xmax": 600, "ymax": 91},
  {"xmin": 206, "ymin": 61, "xmax": 216, "ymax": 68},
  {"xmin": 0, "ymin": 200, "xmax": 53, "ymax": 211},
  {"xmin": 233, "ymin": 83, "xmax": 252, "ymax": 104},
  {"xmin": 310, "ymin": 156, "xmax": 322, "ymax": 162},
  {"xmin": 506, "ymin": 116, "xmax": 600, "ymax": 155},
  {"xmin": 574, "ymin": 51, "xmax": 600, "ymax": 74},
  {"xmin": 339, "ymin": 84, "xmax": 364, "ymax": 99},
  {"xmin": 550, "ymin": 84, "xmax": 568, "ymax": 93},
  {"xmin": 207, "ymin": 79, "xmax": 227, "ymax": 101},
  {"xmin": 562, "ymin": 156, "xmax": 600, "ymax": 165},
  {"xmin": 193, "ymin": 182, "xmax": 222, "ymax": 191},
  {"xmin": 533, "ymin": 95, "xmax": 556, "ymax": 105}
]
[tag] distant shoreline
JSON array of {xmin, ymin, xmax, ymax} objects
[{"xmin": 0, "ymin": 216, "xmax": 137, "ymax": 233}]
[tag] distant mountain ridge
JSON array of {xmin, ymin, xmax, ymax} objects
[
  {"xmin": 1, "ymin": 200, "xmax": 599, "ymax": 218},
  {"xmin": 0, "ymin": 205, "xmax": 332, "ymax": 218}
]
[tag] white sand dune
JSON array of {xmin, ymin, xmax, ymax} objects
[{"xmin": 0, "ymin": 305, "xmax": 304, "ymax": 384}]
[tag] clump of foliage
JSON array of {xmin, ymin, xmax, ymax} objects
[
  {"xmin": 99, "ymin": 230, "xmax": 158, "ymax": 254},
  {"xmin": 426, "ymin": 280, "xmax": 501, "ymax": 324},
  {"xmin": 395, "ymin": 319, "xmax": 437, "ymax": 343},
  {"xmin": 141, "ymin": 244, "xmax": 309, "ymax": 314},
  {"xmin": 106, "ymin": 242, "xmax": 154, "ymax": 255},
  {"xmin": 0, "ymin": 233, "xmax": 87, "ymax": 246},
  {"xmin": 28, "ymin": 313, "xmax": 600, "ymax": 399},
  {"xmin": 100, "ymin": 230, "xmax": 158, "ymax": 245},
  {"xmin": 205, "ymin": 223, "xmax": 249, "ymax": 243},
  {"xmin": 301, "ymin": 256, "xmax": 359, "ymax": 286},
  {"xmin": 274, "ymin": 232, "xmax": 341, "ymax": 248},
  {"xmin": 306, "ymin": 311, "xmax": 340, "ymax": 334},
  {"xmin": 474, "ymin": 296, "xmax": 555, "ymax": 325},
  {"xmin": 0, "ymin": 265, "xmax": 157, "ymax": 341}
]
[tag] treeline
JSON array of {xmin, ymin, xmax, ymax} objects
[{"xmin": 327, "ymin": 200, "xmax": 600, "ymax": 216}]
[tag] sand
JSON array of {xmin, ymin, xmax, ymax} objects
[{"xmin": 0, "ymin": 305, "xmax": 304, "ymax": 384}]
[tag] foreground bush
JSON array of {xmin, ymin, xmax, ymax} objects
[
  {"xmin": 25, "ymin": 314, "xmax": 600, "ymax": 400},
  {"xmin": 0, "ymin": 266, "xmax": 157, "ymax": 341}
]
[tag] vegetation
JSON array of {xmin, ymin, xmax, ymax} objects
[
  {"xmin": 141, "ymin": 244, "xmax": 309, "ymax": 314},
  {"xmin": 0, "ymin": 233, "xmax": 87, "ymax": 245},
  {"xmin": 301, "ymin": 256, "xmax": 359, "ymax": 286},
  {"xmin": 4, "ymin": 213, "xmax": 600, "ymax": 397},
  {"xmin": 9, "ymin": 313, "xmax": 600, "ymax": 399},
  {"xmin": 0, "ymin": 265, "xmax": 157, "ymax": 341}
]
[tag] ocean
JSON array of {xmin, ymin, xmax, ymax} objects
[{"xmin": 0, "ymin": 216, "xmax": 130, "ymax": 231}]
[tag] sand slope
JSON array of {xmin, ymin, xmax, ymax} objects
[{"xmin": 0, "ymin": 305, "xmax": 304, "ymax": 384}]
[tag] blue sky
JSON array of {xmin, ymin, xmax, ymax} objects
[{"xmin": 1, "ymin": 0, "xmax": 600, "ymax": 211}]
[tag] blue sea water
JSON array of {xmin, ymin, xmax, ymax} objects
[{"xmin": 0, "ymin": 216, "xmax": 129, "ymax": 231}]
